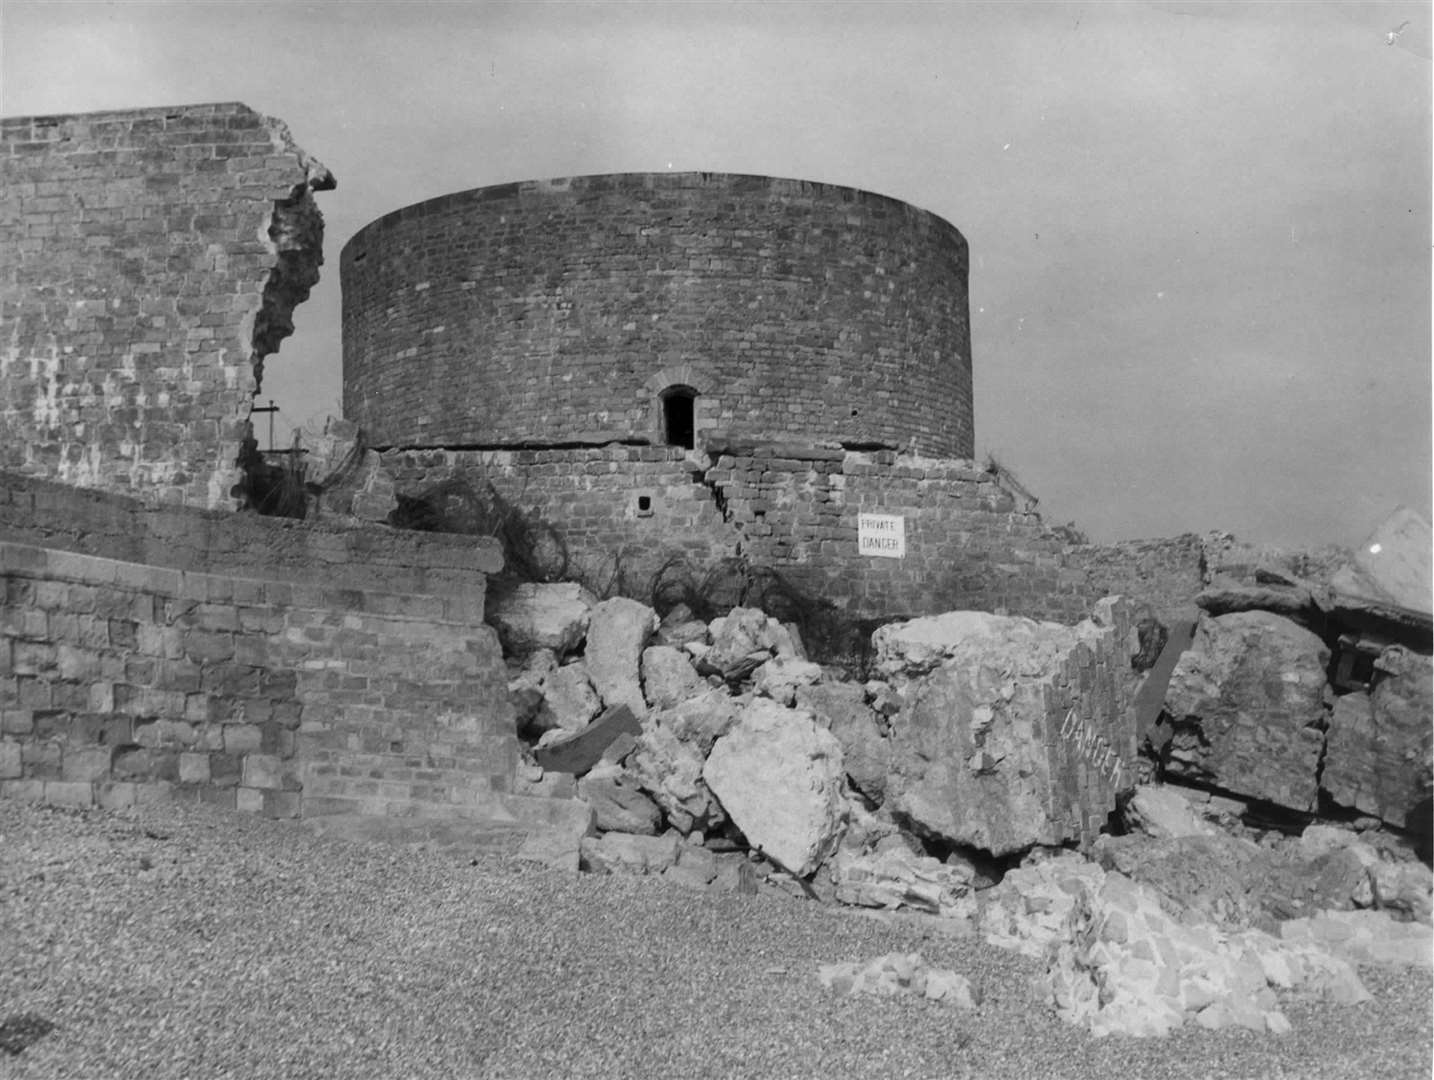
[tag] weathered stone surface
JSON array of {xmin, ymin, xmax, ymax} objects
[
  {"xmin": 751, "ymin": 657, "xmax": 824, "ymax": 705},
  {"xmin": 1095, "ymin": 831, "xmax": 1384, "ymax": 926},
  {"xmin": 532, "ymin": 705, "xmax": 643, "ymax": 777},
  {"xmin": 513, "ymin": 762, "xmax": 578, "ymax": 799},
  {"xmin": 488, "ymin": 582, "xmax": 595, "ymax": 656},
  {"xmin": 818, "ymin": 953, "xmax": 978, "ymax": 1008},
  {"xmin": 578, "ymin": 831, "xmax": 681, "ymax": 875},
  {"xmin": 1322, "ymin": 645, "xmax": 1432, "ymax": 829},
  {"xmin": 1370, "ymin": 861, "xmax": 1433, "ymax": 922},
  {"xmin": 303, "ymin": 417, "xmax": 362, "ymax": 490},
  {"xmin": 654, "ymin": 604, "xmax": 709, "ymax": 649},
  {"xmin": 1162, "ymin": 611, "xmax": 1330, "ymax": 811},
  {"xmin": 872, "ymin": 610, "xmax": 1019, "ymax": 680},
  {"xmin": 535, "ymin": 661, "xmax": 602, "ymax": 734},
  {"xmin": 2, "ymin": 103, "xmax": 333, "ymax": 507},
  {"xmin": 630, "ymin": 722, "xmax": 721, "ymax": 835},
  {"xmin": 1124, "ymin": 784, "xmax": 1216, "ymax": 840},
  {"xmin": 796, "ymin": 682, "xmax": 890, "ymax": 802},
  {"xmin": 978, "ymin": 853, "xmax": 1108, "ymax": 958},
  {"xmin": 1196, "ymin": 576, "xmax": 1317, "ymax": 618},
  {"xmin": 576, "ymin": 766, "xmax": 663, "ymax": 835},
  {"xmin": 650, "ymin": 689, "xmax": 740, "ymax": 755},
  {"xmin": 1044, "ymin": 870, "xmax": 1370, "ymax": 1038},
  {"xmin": 701, "ymin": 607, "xmax": 796, "ymax": 681},
  {"xmin": 640, "ymin": 645, "xmax": 705, "ymax": 711},
  {"xmin": 881, "ymin": 602, "xmax": 1140, "ymax": 855},
  {"xmin": 703, "ymin": 698, "xmax": 848, "ymax": 877},
  {"xmin": 511, "ymin": 795, "xmax": 595, "ymax": 873},
  {"xmin": 1281, "ymin": 909, "xmax": 1433, "ymax": 967},
  {"xmin": 585, "ymin": 597, "xmax": 658, "ymax": 717},
  {"xmin": 661, "ymin": 844, "xmax": 719, "ymax": 889},
  {"xmin": 831, "ymin": 847, "xmax": 976, "ymax": 919}
]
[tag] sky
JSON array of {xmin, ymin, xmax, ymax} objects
[{"xmin": 2, "ymin": 0, "xmax": 1430, "ymax": 549}]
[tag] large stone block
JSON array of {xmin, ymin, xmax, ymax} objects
[
  {"xmin": 1322, "ymin": 646, "xmax": 1432, "ymax": 831},
  {"xmin": 486, "ymin": 582, "xmax": 595, "ymax": 656},
  {"xmin": 640, "ymin": 645, "xmax": 705, "ymax": 711},
  {"xmin": 585, "ymin": 597, "xmax": 657, "ymax": 718},
  {"xmin": 535, "ymin": 661, "xmax": 602, "ymax": 735},
  {"xmin": 796, "ymin": 681, "xmax": 890, "ymax": 802},
  {"xmin": 703, "ymin": 698, "xmax": 847, "ymax": 876},
  {"xmin": 576, "ymin": 766, "xmax": 663, "ymax": 835},
  {"xmin": 1161, "ymin": 611, "xmax": 1329, "ymax": 811},
  {"xmin": 881, "ymin": 604, "xmax": 1139, "ymax": 856}
]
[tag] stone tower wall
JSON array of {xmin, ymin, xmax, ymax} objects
[{"xmin": 341, "ymin": 173, "xmax": 972, "ymax": 457}]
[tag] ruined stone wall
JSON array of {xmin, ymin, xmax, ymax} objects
[
  {"xmin": 0, "ymin": 539, "xmax": 514, "ymax": 818},
  {"xmin": 0, "ymin": 102, "xmax": 333, "ymax": 508},
  {"xmin": 342, "ymin": 173, "xmax": 972, "ymax": 457},
  {"xmin": 370, "ymin": 445, "xmax": 732, "ymax": 594},
  {"xmin": 1062, "ymin": 535, "xmax": 1207, "ymax": 624},
  {"xmin": 0, "ymin": 471, "xmax": 500, "ymax": 600},
  {"xmin": 350, "ymin": 447, "xmax": 1205, "ymax": 625}
]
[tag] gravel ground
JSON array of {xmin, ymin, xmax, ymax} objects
[{"xmin": 1, "ymin": 799, "xmax": 1429, "ymax": 1080}]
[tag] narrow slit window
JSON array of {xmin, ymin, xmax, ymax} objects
[{"xmin": 661, "ymin": 386, "xmax": 697, "ymax": 449}]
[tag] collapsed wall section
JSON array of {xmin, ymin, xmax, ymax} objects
[{"xmin": 0, "ymin": 102, "xmax": 334, "ymax": 508}]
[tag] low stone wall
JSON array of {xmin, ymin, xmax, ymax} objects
[
  {"xmin": 0, "ymin": 538, "xmax": 515, "ymax": 817},
  {"xmin": 1062, "ymin": 535, "xmax": 1206, "ymax": 624},
  {"xmin": 350, "ymin": 445, "xmax": 1205, "ymax": 626},
  {"xmin": 0, "ymin": 471, "xmax": 501, "ymax": 599}
]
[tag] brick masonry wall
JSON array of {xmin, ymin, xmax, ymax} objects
[
  {"xmin": 1061, "ymin": 534, "xmax": 1207, "ymax": 624},
  {"xmin": 369, "ymin": 446, "xmax": 735, "ymax": 596},
  {"xmin": 342, "ymin": 173, "xmax": 972, "ymax": 457},
  {"xmin": 0, "ymin": 539, "xmax": 515, "ymax": 818},
  {"xmin": 0, "ymin": 102, "xmax": 333, "ymax": 508},
  {"xmin": 353, "ymin": 446, "xmax": 1206, "ymax": 626},
  {"xmin": 0, "ymin": 471, "xmax": 502, "ymax": 601}
]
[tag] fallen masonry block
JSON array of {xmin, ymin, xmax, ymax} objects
[
  {"xmin": 876, "ymin": 598, "xmax": 1142, "ymax": 855},
  {"xmin": 532, "ymin": 705, "xmax": 642, "ymax": 777}
]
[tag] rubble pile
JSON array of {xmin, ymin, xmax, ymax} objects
[{"xmin": 487, "ymin": 566, "xmax": 1432, "ymax": 1038}]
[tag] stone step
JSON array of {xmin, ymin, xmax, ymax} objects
[{"xmin": 298, "ymin": 793, "xmax": 593, "ymax": 871}]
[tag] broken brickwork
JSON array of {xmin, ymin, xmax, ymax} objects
[
  {"xmin": 338, "ymin": 445, "xmax": 1206, "ymax": 624},
  {"xmin": 0, "ymin": 102, "xmax": 333, "ymax": 508}
]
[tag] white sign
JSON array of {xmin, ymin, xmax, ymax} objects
[{"xmin": 858, "ymin": 513, "xmax": 906, "ymax": 558}]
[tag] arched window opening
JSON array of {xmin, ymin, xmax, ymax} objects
[{"xmin": 661, "ymin": 385, "xmax": 697, "ymax": 449}]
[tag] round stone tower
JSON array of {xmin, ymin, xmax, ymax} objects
[{"xmin": 341, "ymin": 172, "xmax": 972, "ymax": 456}]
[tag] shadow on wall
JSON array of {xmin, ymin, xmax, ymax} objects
[{"xmin": 389, "ymin": 475, "xmax": 892, "ymax": 677}]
